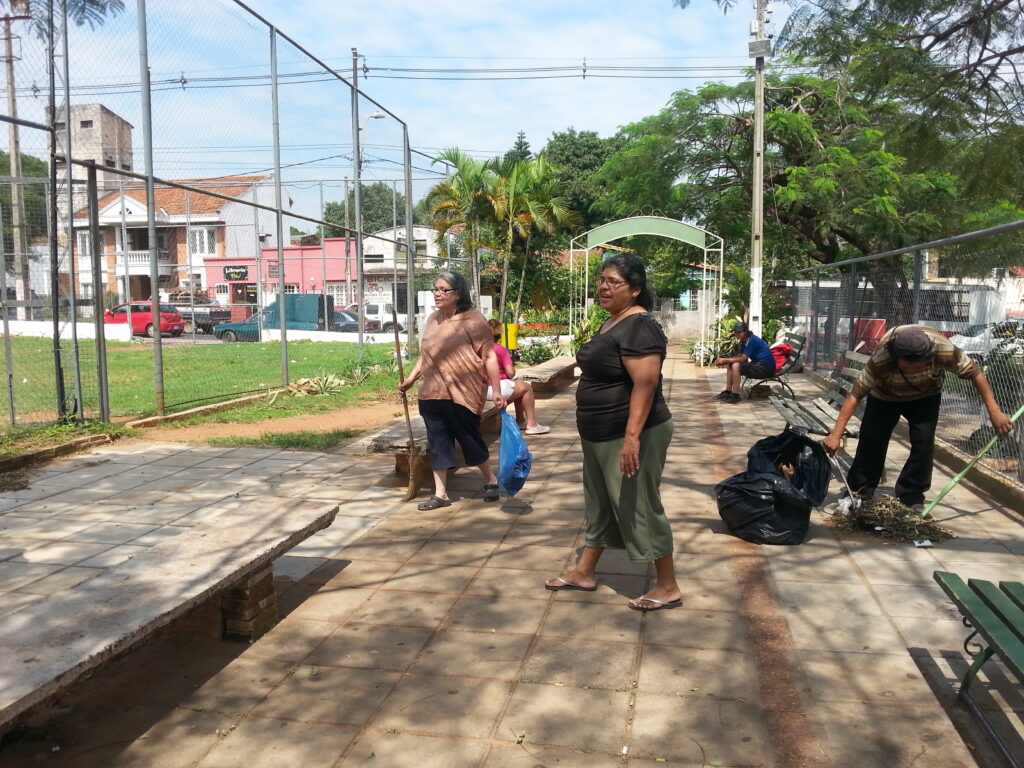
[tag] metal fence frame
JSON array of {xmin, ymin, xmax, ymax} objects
[{"xmin": 1, "ymin": 0, "xmax": 425, "ymax": 426}]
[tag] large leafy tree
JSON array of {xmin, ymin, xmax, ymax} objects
[
  {"xmin": 541, "ymin": 128, "xmax": 623, "ymax": 231},
  {"xmin": 322, "ymin": 181, "xmax": 408, "ymax": 238}
]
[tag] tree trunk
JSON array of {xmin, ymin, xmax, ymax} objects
[
  {"xmin": 498, "ymin": 225, "xmax": 513, "ymax": 321},
  {"xmin": 513, "ymin": 233, "xmax": 532, "ymax": 320}
]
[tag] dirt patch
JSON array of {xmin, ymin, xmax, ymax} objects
[{"xmin": 139, "ymin": 400, "xmax": 405, "ymax": 444}]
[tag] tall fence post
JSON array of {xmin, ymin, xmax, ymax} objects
[
  {"xmin": 810, "ymin": 272, "xmax": 819, "ymax": 371},
  {"xmin": 351, "ymin": 48, "xmax": 366, "ymax": 358},
  {"xmin": 137, "ymin": 0, "xmax": 164, "ymax": 415},
  {"xmin": 60, "ymin": 0, "xmax": 83, "ymax": 419},
  {"xmin": 87, "ymin": 164, "xmax": 109, "ymax": 422},
  {"xmin": 46, "ymin": 1, "xmax": 67, "ymax": 420},
  {"xmin": 0, "ymin": 202, "xmax": 15, "ymax": 426},
  {"xmin": 403, "ymin": 125, "xmax": 417, "ymax": 355},
  {"xmin": 846, "ymin": 263, "xmax": 858, "ymax": 353},
  {"xmin": 911, "ymin": 250, "xmax": 923, "ymax": 324},
  {"xmin": 269, "ymin": 26, "xmax": 288, "ymax": 386}
]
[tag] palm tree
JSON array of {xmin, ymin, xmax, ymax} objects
[
  {"xmin": 426, "ymin": 149, "xmax": 496, "ymax": 300},
  {"xmin": 489, "ymin": 155, "xmax": 577, "ymax": 320}
]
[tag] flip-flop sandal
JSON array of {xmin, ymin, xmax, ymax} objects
[
  {"xmin": 628, "ymin": 595, "xmax": 683, "ymax": 612},
  {"xmin": 417, "ymin": 495, "xmax": 452, "ymax": 511},
  {"xmin": 545, "ymin": 576, "xmax": 598, "ymax": 592},
  {"xmin": 483, "ymin": 483, "xmax": 499, "ymax": 502}
]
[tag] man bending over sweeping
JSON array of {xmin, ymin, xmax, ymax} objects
[{"xmin": 823, "ymin": 324, "xmax": 1013, "ymax": 513}]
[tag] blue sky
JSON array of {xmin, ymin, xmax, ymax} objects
[{"xmin": 9, "ymin": 0, "xmax": 780, "ymax": 219}]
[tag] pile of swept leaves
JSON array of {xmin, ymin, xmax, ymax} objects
[{"xmin": 829, "ymin": 494, "xmax": 956, "ymax": 543}]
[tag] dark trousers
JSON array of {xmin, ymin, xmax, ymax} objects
[{"xmin": 847, "ymin": 393, "xmax": 941, "ymax": 506}]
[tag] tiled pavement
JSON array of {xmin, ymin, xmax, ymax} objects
[{"xmin": 0, "ymin": 351, "xmax": 1022, "ymax": 767}]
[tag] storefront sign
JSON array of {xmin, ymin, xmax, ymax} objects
[{"xmin": 223, "ymin": 266, "xmax": 249, "ymax": 281}]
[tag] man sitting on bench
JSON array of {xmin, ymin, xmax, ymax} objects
[
  {"xmin": 713, "ymin": 322, "xmax": 775, "ymax": 403},
  {"xmin": 823, "ymin": 324, "xmax": 1012, "ymax": 512}
]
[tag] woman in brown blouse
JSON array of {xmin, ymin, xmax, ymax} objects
[{"xmin": 399, "ymin": 270, "xmax": 508, "ymax": 510}]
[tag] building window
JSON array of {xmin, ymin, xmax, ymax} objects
[
  {"xmin": 397, "ymin": 237, "xmax": 428, "ymax": 255},
  {"xmin": 215, "ymin": 283, "xmax": 229, "ymax": 296},
  {"xmin": 284, "ymin": 284, "xmax": 299, "ymax": 294},
  {"xmin": 104, "ymin": 159, "xmax": 116, "ymax": 168},
  {"xmin": 76, "ymin": 231, "xmax": 91, "ymax": 259},
  {"xmin": 365, "ymin": 254, "xmax": 384, "ymax": 263},
  {"xmin": 189, "ymin": 228, "xmax": 216, "ymax": 258},
  {"xmin": 80, "ymin": 120, "xmax": 93, "ymax": 128},
  {"xmin": 54, "ymin": 121, "xmax": 65, "ymax": 131},
  {"xmin": 121, "ymin": 164, "xmax": 131, "ymax": 171}
]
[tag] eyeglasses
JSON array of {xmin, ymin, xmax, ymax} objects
[
  {"xmin": 597, "ymin": 276, "xmax": 628, "ymax": 288},
  {"xmin": 432, "ymin": 287, "xmax": 456, "ymax": 295}
]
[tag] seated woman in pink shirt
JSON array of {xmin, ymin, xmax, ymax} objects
[{"xmin": 487, "ymin": 319, "xmax": 550, "ymax": 435}]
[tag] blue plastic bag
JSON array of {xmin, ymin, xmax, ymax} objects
[{"xmin": 497, "ymin": 411, "xmax": 532, "ymax": 496}]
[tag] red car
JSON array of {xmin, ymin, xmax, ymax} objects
[{"xmin": 103, "ymin": 302, "xmax": 185, "ymax": 337}]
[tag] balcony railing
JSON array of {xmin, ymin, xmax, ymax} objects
[{"xmin": 114, "ymin": 250, "xmax": 175, "ymax": 275}]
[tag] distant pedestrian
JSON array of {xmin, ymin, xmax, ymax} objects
[
  {"xmin": 713, "ymin": 322, "xmax": 774, "ymax": 403},
  {"xmin": 544, "ymin": 253, "xmax": 681, "ymax": 611},
  {"xmin": 399, "ymin": 270, "xmax": 507, "ymax": 510}
]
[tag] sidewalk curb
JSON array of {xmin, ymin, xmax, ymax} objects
[
  {"xmin": 0, "ymin": 433, "xmax": 114, "ymax": 473},
  {"xmin": 125, "ymin": 391, "xmax": 283, "ymax": 430}
]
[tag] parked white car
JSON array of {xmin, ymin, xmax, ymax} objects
[
  {"xmin": 949, "ymin": 320, "xmax": 1023, "ymax": 362},
  {"xmin": 345, "ymin": 302, "xmax": 412, "ymax": 332}
]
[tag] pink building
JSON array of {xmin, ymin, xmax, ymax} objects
[{"xmin": 204, "ymin": 237, "xmax": 357, "ymax": 307}]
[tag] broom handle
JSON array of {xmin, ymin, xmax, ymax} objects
[
  {"xmin": 921, "ymin": 402, "xmax": 1023, "ymax": 518},
  {"xmin": 391, "ymin": 305, "xmax": 417, "ymax": 450}
]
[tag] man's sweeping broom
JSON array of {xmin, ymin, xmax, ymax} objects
[
  {"xmin": 391, "ymin": 305, "xmax": 427, "ymax": 501},
  {"xmin": 920, "ymin": 402, "xmax": 1023, "ymax": 518}
]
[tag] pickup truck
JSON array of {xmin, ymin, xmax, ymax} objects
[{"xmin": 169, "ymin": 292, "xmax": 232, "ymax": 334}]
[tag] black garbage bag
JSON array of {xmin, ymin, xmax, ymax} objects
[
  {"xmin": 715, "ymin": 471, "xmax": 812, "ymax": 545},
  {"xmin": 746, "ymin": 429, "xmax": 830, "ymax": 506}
]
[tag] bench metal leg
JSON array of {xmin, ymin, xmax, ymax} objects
[{"xmin": 956, "ymin": 645, "xmax": 1022, "ymax": 768}]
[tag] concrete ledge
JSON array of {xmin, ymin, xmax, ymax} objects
[
  {"xmin": 0, "ymin": 501, "xmax": 338, "ymax": 732},
  {"xmin": 518, "ymin": 355, "xmax": 577, "ymax": 393},
  {"xmin": 125, "ymin": 390, "xmax": 283, "ymax": 429},
  {"xmin": 0, "ymin": 433, "xmax": 114, "ymax": 474}
]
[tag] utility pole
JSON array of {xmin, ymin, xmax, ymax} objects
[
  {"xmin": 351, "ymin": 47, "xmax": 365, "ymax": 354},
  {"xmin": 3, "ymin": 3, "xmax": 31, "ymax": 320},
  {"xmin": 748, "ymin": 0, "xmax": 772, "ymax": 337}
]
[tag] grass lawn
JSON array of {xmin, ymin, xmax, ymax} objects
[{"xmin": 0, "ymin": 337, "xmax": 395, "ymax": 422}]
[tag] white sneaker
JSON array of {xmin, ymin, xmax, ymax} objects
[{"xmin": 524, "ymin": 425, "xmax": 550, "ymax": 435}]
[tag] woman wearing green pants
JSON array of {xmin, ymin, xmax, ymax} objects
[{"xmin": 544, "ymin": 253, "xmax": 681, "ymax": 611}]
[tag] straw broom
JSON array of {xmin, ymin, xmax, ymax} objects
[{"xmin": 391, "ymin": 305, "xmax": 426, "ymax": 501}]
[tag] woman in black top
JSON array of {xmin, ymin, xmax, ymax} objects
[{"xmin": 545, "ymin": 254, "xmax": 681, "ymax": 611}]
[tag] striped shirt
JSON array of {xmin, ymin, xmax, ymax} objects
[{"xmin": 852, "ymin": 325, "xmax": 978, "ymax": 402}]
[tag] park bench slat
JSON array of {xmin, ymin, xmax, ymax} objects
[
  {"xmin": 844, "ymin": 350, "xmax": 871, "ymax": 365},
  {"xmin": 971, "ymin": 578, "xmax": 1024, "ymax": 647},
  {"xmin": 1002, "ymin": 581, "xmax": 1024, "ymax": 613}
]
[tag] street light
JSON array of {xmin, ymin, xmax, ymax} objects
[{"xmin": 359, "ymin": 111, "xmax": 385, "ymax": 170}]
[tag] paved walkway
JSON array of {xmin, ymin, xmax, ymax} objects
[{"xmin": 0, "ymin": 352, "xmax": 1022, "ymax": 767}]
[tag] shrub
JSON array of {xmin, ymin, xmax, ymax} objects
[{"xmin": 519, "ymin": 340, "xmax": 558, "ymax": 366}]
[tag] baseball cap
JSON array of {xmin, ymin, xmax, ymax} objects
[
  {"xmin": 890, "ymin": 327, "xmax": 933, "ymax": 361},
  {"xmin": 731, "ymin": 322, "xmax": 749, "ymax": 333}
]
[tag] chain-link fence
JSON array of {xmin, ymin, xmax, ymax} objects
[
  {"xmin": 788, "ymin": 221, "xmax": 1024, "ymax": 486},
  {"xmin": 1, "ymin": 0, "xmax": 428, "ymax": 426}
]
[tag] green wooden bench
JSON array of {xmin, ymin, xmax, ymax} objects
[
  {"xmin": 934, "ymin": 570, "xmax": 1024, "ymax": 768},
  {"xmin": 742, "ymin": 331, "xmax": 806, "ymax": 400},
  {"xmin": 769, "ymin": 349, "xmax": 869, "ymax": 439}
]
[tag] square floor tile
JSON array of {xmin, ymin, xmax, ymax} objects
[
  {"xmin": 306, "ymin": 623, "xmax": 433, "ymax": 672},
  {"xmin": 197, "ymin": 717, "xmax": 357, "ymax": 768},
  {"xmin": 251, "ymin": 666, "xmax": 400, "ymax": 726},
  {"xmin": 499, "ymin": 683, "xmax": 629, "ymax": 753},
  {"xmin": 348, "ymin": 589, "xmax": 458, "ymax": 628},
  {"xmin": 338, "ymin": 731, "xmax": 488, "ymax": 767},
  {"xmin": 411, "ymin": 630, "xmax": 531, "ymax": 681},
  {"xmin": 638, "ymin": 645, "xmax": 762, "ymax": 701},
  {"xmin": 445, "ymin": 596, "xmax": 549, "ymax": 636},
  {"xmin": 372, "ymin": 675, "xmax": 512, "ymax": 739},
  {"xmin": 522, "ymin": 636, "xmax": 636, "ymax": 690}
]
